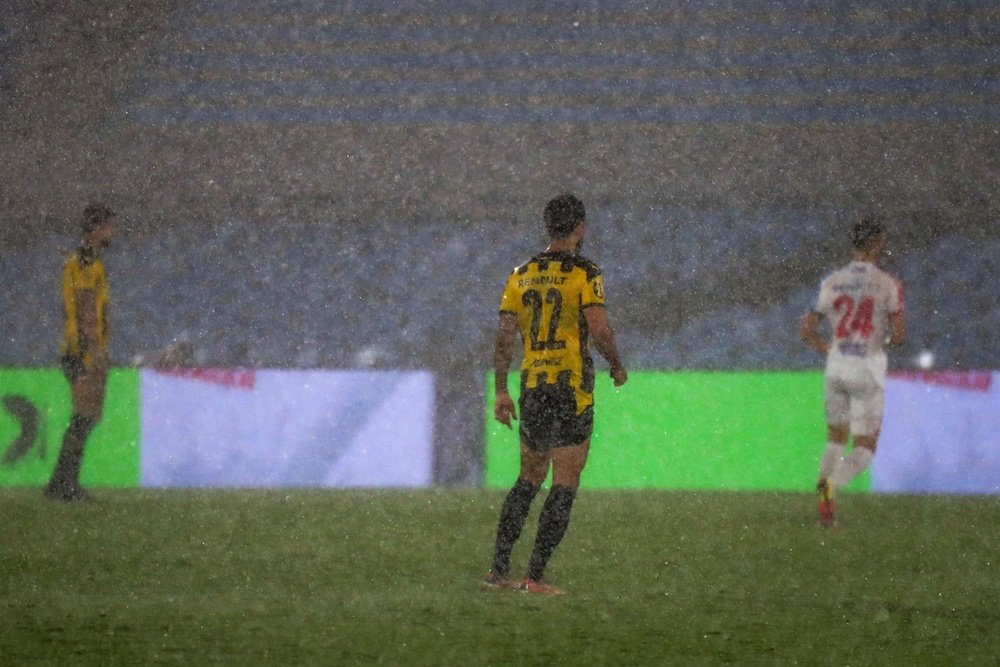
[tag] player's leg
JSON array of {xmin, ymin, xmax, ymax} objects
[
  {"xmin": 819, "ymin": 376, "xmax": 850, "ymax": 481},
  {"xmin": 820, "ymin": 424, "xmax": 849, "ymax": 479},
  {"xmin": 488, "ymin": 385, "xmax": 553, "ymax": 584},
  {"xmin": 830, "ymin": 433, "xmax": 877, "ymax": 489},
  {"xmin": 816, "ymin": 377, "xmax": 850, "ymax": 526},
  {"xmin": 829, "ymin": 384, "xmax": 883, "ymax": 491},
  {"xmin": 46, "ymin": 363, "xmax": 104, "ymax": 500},
  {"xmin": 819, "ymin": 382, "xmax": 882, "ymax": 528},
  {"xmin": 521, "ymin": 439, "xmax": 588, "ymax": 592},
  {"xmin": 488, "ymin": 443, "xmax": 548, "ymax": 583}
]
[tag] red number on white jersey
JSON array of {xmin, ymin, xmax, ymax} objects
[{"xmin": 833, "ymin": 295, "xmax": 874, "ymax": 339}]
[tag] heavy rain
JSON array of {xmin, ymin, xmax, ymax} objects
[{"xmin": 1, "ymin": 0, "xmax": 999, "ymax": 664}]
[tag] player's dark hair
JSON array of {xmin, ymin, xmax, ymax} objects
[
  {"xmin": 851, "ymin": 217, "xmax": 885, "ymax": 250},
  {"xmin": 82, "ymin": 204, "xmax": 115, "ymax": 234},
  {"xmin": 544, "ymin": 193, "xmax": 586, "ymax": 239}
]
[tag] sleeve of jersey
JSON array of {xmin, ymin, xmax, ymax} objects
[
  {"xmin": 813, "ymin": 278, "xmax": 831, "ymax": 316},
  {"xmin": 581, "ymin": 271, "xmax": 606, "ymax": 309},
  {"xmin": 498, "ymin": 274, "xmax": 518, "ymax": 315}
]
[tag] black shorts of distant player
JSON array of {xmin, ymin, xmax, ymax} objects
[
  {"xmin": 518, "ymin": 381, "xmax": 594, "ymax": 452},
  {"xmin": 60, "ymin": 354, "xmax": 87, "ymax": 384}
]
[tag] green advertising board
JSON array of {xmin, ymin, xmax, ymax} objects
[
  {"xmin": 485, "ymin": 371, "xmax": 871, "ymax": 492},
  {"xmin": 0, "ymin": 368, "xmax": 140, "ymax": 487}
]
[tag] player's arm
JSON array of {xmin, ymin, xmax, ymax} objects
[
  {"xmin": 75, "ymin": 287, "xmax": 105, "ymax": 369},
  {"xmin": 800, "ymin": 311, "xmax": 829, "ymax": 356},
  {"xmin": 887, "ymin": 279, "xmax": 905, "ymax": 348},
  {"xmin": 888, "ymin": 311, "xmax": 905, "ymax": 348},
  {"xmin": 583, "ymin": 305, "xmax": 627, "ymax": 386},
  {"xmin": 493, "ymin": 312, "xmax": 518, "ymax": 429}
]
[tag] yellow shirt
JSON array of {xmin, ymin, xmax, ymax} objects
[
  {"xmin": 61, "ymin": 248, "xmax": 109, "ymax": 361},
  {"xmin": 499, "ymin": 251, "xmax": 606, "ymax": 413}
]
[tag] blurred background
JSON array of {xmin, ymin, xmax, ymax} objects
[{"xmin": 2, "ymin": 0, "xmax": 999, "ymax": 486}]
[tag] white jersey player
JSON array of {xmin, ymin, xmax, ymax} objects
[{"xmin": 801, "ymin": 218, "xmax": 905, "ymax": 528}]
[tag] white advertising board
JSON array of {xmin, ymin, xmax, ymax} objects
[
  {"xmin": 875, "ymin": 371, "xmax": 999, "ymax": 494},
  {"xmin": 140, "ymin": 369, "xmax": 434, "ymax": 488}
]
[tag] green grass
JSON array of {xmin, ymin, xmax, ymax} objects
[{"xmin": 2, "ymin": 489, "xmax": 999, "ymax": 665}]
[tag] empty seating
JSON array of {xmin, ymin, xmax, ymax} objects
[{"xmin": 130, "ymin": 1, "xmax": 1000, "ymax": 125}]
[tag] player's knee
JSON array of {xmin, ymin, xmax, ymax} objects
[
  {"xmin": 853, "ymin": 435, "xmax": 878, "ymax": 453},
  {"xmin": 827, "ymin": 424, "xmax": 850, "ymax": 443},
  {"xmin": 74, "ymin": 398, "xmax": 103, "ymax": 423},
  {"xmin": 552, "ymin": 462, "xmax": 586, "ymax": 489},
  {"xmin": 72, "ymin": 386, "xmax": 105, "ymax": 421},
  {"xmin": 519, "ymin": 460, "xmax": 548, "ymax": 485},
  {"xmin": 521, "ymin": 470, "xmax": 547, "ymax": 486},
  {"xmin": 552, "ymin": 475, "xmax": 581, "ymax": 490}
]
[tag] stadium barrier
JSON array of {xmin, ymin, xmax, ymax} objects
[
  {"xmin": 4, "ymin": 368, "xmax": 997, "ymax": 492},
  {"xmin": 485, "ymin": 371, "xmax": 1000, "ymax": 495},
  {"xmin": 0, "ymin": 368, "xmax": 434, "ymax": 488},
  {"xmin": 877, "ymin": 371, "xmax": 999, "ymax": 494},
  {"xmin": 485, "ymin": 371, "xmax": 837, "ymax": 491}
]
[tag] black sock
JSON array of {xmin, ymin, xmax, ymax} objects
[
  {"xmin": 47, "ymin": 414, "xmax": 95, "ymax": 492},
  {"xmin": 526, "ymin": 485, "xmax": 577, "ymax": 582},
  {"xmin": 491, "ymin": 478, "xmax": 540, "ymax": 578}
]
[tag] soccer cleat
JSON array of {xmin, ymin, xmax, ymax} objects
[
  {"xmin": 483, "ymin": 570, "xmax": 515, "ymax": 589},
  {"xmin": 516, "ymin": 578, "xmax": 565, "ymax": 596},
  {"xmin": 817, "ymin": 478, "xmax": 837, "ymax": 528},
  {"xmin": 43, "ymin": 484, "xmax": 91, "ymax": 503}
]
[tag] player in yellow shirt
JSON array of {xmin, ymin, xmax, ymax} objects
[
  {"xmin": 486, "ymin": 193, "xmax": 627, "ymax": 595},
  {"xmin": 44, "ymin": 204, "xmax": 116, "ymax": 501}
]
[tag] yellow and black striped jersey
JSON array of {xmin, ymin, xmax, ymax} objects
[
  {"xmin": 61, "ymin": 247, "xmax": 109, "ymax": 360},
  {"xmin": 499, "ymin": 251, "xmax": 606, "ymax": 413}
]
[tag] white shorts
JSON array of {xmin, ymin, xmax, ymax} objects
[{"xmin": 824, "ymin": 362, "xmax": 885, "ymax": 437}]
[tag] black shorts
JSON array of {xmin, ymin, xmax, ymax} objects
[{"xmin": 518, "ymin": 381, "xmax": 594, "ymax": 452}]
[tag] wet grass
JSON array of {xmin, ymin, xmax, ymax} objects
[{"xmin": 1, "ymin": 488, "xmax": 998, "ymax": 665}]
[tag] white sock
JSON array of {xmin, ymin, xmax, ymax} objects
[
  {"xmin": 818, "ymin": 442, "xmax": 846, "ymax": 480},
  {"xmin": 829, "ymin": 447, "xmax": 874, "ymax": 490}
]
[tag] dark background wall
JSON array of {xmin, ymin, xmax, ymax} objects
[{"xmin": 3, "ymin": 0, "xmax": 999, "ymax": 483}]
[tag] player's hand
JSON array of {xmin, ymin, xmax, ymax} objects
[
  {"xmin": 611, "ymin": 365, "xmax": 628, "ymax": 387},
  {"xmin": 494, "ymin": 391, "xmax": 517, "ymax": 429}
]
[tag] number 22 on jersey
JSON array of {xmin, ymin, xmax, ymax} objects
[{"xmin": 522, "ymin": 288, "xmax": 567, "ymax": 351}]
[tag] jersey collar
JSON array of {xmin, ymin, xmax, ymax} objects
[{"xmin": 78, "ymin": 245, "xmax": 98, "ymax": 266}]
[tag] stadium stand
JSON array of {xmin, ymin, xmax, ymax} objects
[
  {"xmin": 2, "ymin": 0, "xmax": 1000, "ymax": 483},
  {"xmin": 2, "ymin": 214, "xmax": 997, "ymax": 371},
  {"xmin": 0, "ymin": 1, "xmax": 39, "ymax": 100},
  {"xmin": 129, "ymin": 0, "xmax": 1000, "ymax": 125}
]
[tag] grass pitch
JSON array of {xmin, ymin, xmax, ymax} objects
[{"xmin": 2, "ymin": 488, "xmax": 998, "ymax": 665}]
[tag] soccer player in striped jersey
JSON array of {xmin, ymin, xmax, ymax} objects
[
  {"xmin": 487, "ymin": 193, "xmax": 627, "ymax": 594},
  {"xmin": 44, "ymin": 204, "xmax": 116, "ymax": 501},
  {"xmin": 801, "ymin": 218, "xmax": 905, "ymax": 527}
]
